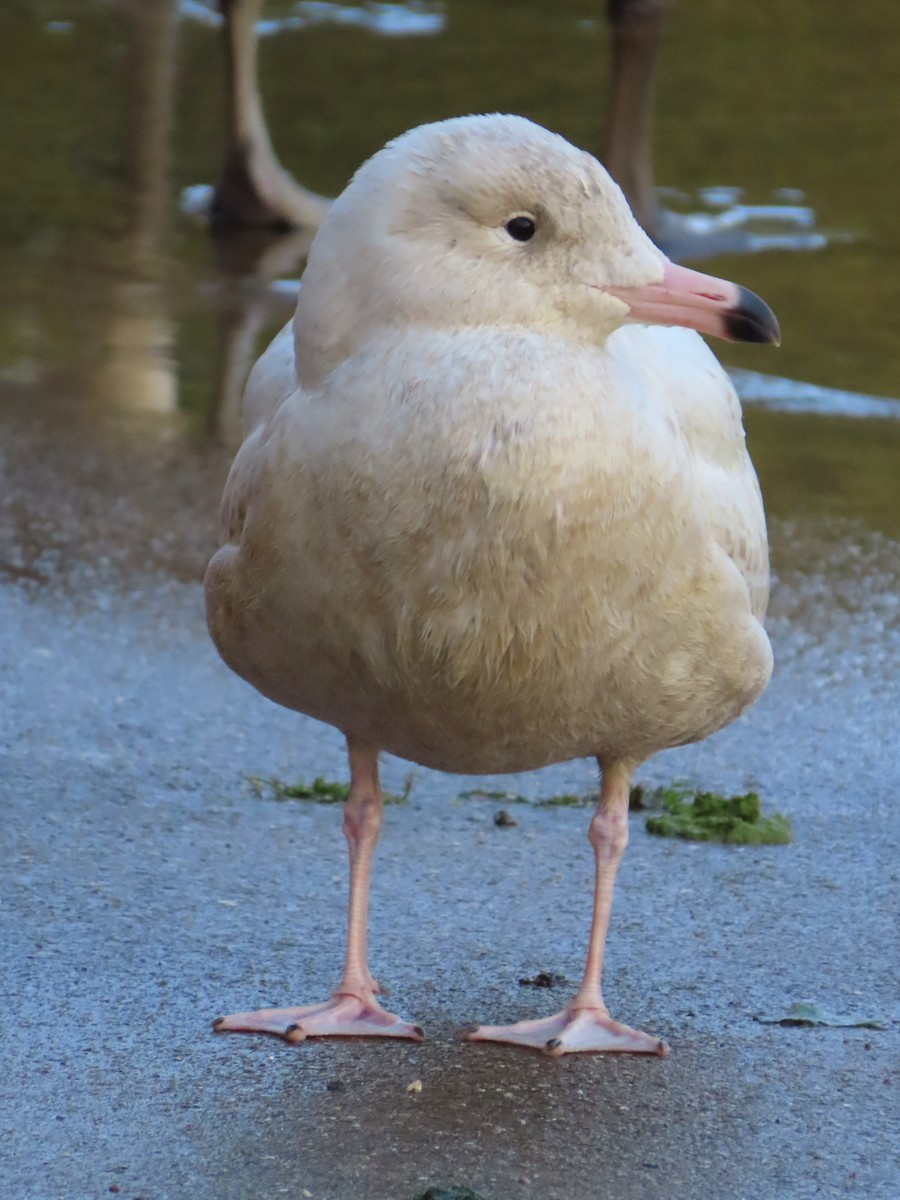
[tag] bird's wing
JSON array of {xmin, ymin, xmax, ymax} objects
[
  {"xmin": 218, "ymin": 321, "xmax": 300, "ymax": 546},
  {"xmin": 613, "ymin": 325, "xmax": 770, "ymax": 620},
  {"xmin": 703, "ymin": 464, "xmax": 770, "ymax": 622},
  {"xmin": 242, "ymin": 319, "xmax": 298, "ymax": 435}
]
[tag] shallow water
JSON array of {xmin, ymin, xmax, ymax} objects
[
  {"xmin": 2, "ymin": 0, "xmax": 900, "ymax": 575},
  {"xmin": 2, "ymin": 0, "xmax": 899, "ymax": 551}
]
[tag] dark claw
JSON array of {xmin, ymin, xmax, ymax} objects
[
  {"xmin": 211, "ymin": 1016, "xmax": 225, "ymax": 1031},
  {"xmin": 545, "ymin": 1037, "xmax": 563, "ymax": 1052},
  {"xmin": 460, "ymin": 1023, "xmax": 481, "ymax": 1038},
  {"xmin": 284, "ymin": 1023, "xmax": 304, "ymax": 1043},
  {"xmin": 412, "ymin": 1025, "xmax": 426, "ymax": 1041}
]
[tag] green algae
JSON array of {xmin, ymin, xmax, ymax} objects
[
  {"xmin": 247, "ymin": 774, "xmax": 413, "ymax": 805},
  {"xmin": 458, "ymin": 788, "xmax": 529, "ymax": 804},
  {"xmin": 536, "ymin": 792, "xmax": 593, "ymax": 808},
  {"xmin": 753, "ymin": 1002, "xmax": 889, "ymax": 1029},
  {"xmin": 458, "ymin": 787, "xmax": 594, "ymax": 808},
  {"xmin": 461, "ymin": 783, "xmax": 791, "ymax": 844},
  {"xmin": 645, "ymin": 785, "xmax": 792, "ymax": 845}
]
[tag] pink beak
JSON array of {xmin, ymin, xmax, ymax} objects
[{"xmin": 606, "ymin": 261, "xmax": 781, "ymax": 345}]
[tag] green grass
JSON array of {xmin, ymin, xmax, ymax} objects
[
  {"xmin": 247, "ymin": 774, "xmax": 413, "ymax": 806},
  {"xmin": 458, "ymin": 787, "xmax": 595, "ymax": 808},
  {"xmin": 459, "ymin": 785, "xmax": 665, "ymax": 810}
]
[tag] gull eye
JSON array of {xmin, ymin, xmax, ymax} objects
[{"xmin": 505, "ymin": 215, "xmax": 536, "ymax": 242}]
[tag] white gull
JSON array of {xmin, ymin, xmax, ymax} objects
[{"xmin": 206, "ymin": 113, "xmax": 780, "ymax": 1055}]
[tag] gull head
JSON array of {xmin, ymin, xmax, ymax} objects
[{"xmin": 294, "ymin": 114, "xmax": 779, "ymax": 383}]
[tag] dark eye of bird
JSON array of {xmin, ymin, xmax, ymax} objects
[{"xmin": 505, "ymin": 216, "xmax": 536, "ymax": 242}]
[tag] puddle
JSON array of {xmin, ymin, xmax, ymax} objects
[{"xmin": 1, "ymin": 0, "xmax": 899, "ymax": 578}]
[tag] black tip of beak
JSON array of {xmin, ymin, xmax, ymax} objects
[{"xmin": 725, "ymin": 287, "xmax": 781, "ymax": 346}]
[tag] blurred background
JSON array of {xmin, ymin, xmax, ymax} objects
[{"xmin": 1, "ymin": 0, "xmax": 899, "ymax": 571}]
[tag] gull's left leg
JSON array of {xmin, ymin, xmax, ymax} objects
[
  {"xmin": 214, "ymin": 738, "xmax": 423, "ymax": 1043},
  {"xmin": 466, "ymin": 758, "xmax": 668, "ymax": 1056}
]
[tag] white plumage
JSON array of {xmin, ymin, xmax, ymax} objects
[{"xmin": 207, "ymin": 114, "xmax": 779, "ymax": 1054}]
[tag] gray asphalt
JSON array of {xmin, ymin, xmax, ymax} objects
[{"xmin": 1, "ymin": 397, "xmax": 897, "ymax": 1200}]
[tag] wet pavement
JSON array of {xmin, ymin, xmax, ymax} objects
[
  {"xmin": 2, "ymin": 440, "xmax": 898, "ymax": 1200},
  {"xmin": 2, "ymin": 2, "xmax": 900, "ymax": 1199}
]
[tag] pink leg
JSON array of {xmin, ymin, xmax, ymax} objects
[
  {"xmin": 213, "ymin": 739, "xmax": 424, "ymax": 1044},
  {"xmin": 467, "ymin": 759, "xmax": 668, "ymax": 1056}
]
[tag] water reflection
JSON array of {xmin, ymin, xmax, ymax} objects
[
  {"xmin": 93, "ymin": 0, "xmax": 179, "ymax": 416},
  {"xmin": 206, "ymin": 227, "xmax": 308, "ymax": 442},
  {"xmin": 600, "ymin": 0, "xmax": 828, "ymax": 257},
  {"xmin": 656, "ymin": 192, "xmax": 828, "ymax": 262},
  {"xmin": 185, "ymin": 0, "xmax": 835, "ymax": 258},
  {"xmin": 180, "ymin": 0, "xmax": 446, "ymax": 37},
  {"xmin": 93, "ymin": 282, "xmax": 178, "ymax": 415},
  {"xmin": 0, "ymin": 0, "xmax": 898, "ymax": 541},
  {"xmin": 182, "ymin": 0, "xmax": 840, "ymax": 439},
  {"xmin": 731, "ymin": 370, "xmax": 900, "ymax": 422},
  {"xmin": 207, "ymin": 0, "xmax": 330, "ymax": 229}
]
